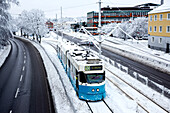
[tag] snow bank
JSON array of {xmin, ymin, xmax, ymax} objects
[
  {"xmin": 64, "ymin": 31, "xmax": 170, "ymax": 74},
  {"xmin": 105, "ymin": 58, "xmax": 170, "ymax": 112},
  {"xmin": 40, "ymin": 42, "xmax": 90, "ymax": 113},
  {"xmin": 0, "ymin": 44, "xmax": 11, "ymax": 68}
]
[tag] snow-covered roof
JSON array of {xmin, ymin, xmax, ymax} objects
[
  {"xmin": 66, "ymin": 21, "xmax": 77, "ymax": 24},
  {"xmin": 148, "ymin": 1, "xmax": 170, "ymax": 14}
]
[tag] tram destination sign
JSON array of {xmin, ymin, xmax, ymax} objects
[{"xmin": 85, "ymin": 65, "xmax": 103, "ymax": 71}]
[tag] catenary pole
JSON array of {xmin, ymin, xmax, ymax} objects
[
  {"xmin": 98, "ymin": 0, "xmax": 102, "ymax": 57},
  {"xmin": 61, "ymin": 7, "xmax": 63, "ymax": 40}
]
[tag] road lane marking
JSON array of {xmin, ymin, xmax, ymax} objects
[
  {"xmin": 10, "ymin": 110, "xmax": 12, "ymax": 113},
  {"xmin": 15, "ymin": 88, "xmax": 20, "ymax": 98},
  {"xmin": 24, "ymin": 56, "xmax": 26, "ymax": 59},
  {"xmin": 22, "ymin": 66, "xmax": 25, "ymax": 71},
  {"xmin": 20, "ymin": 75, "xmax": 23, "ymax": 82},
  {"xmin": 24, "ymin": 60, "xmax": 26, "ymax": 64}
]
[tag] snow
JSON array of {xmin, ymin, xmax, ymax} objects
[
  {"xmin": 62, "ymin": 31, "xmax": 170, "ymax": 112},
  {"xmin": 88, "ymin": 101, "xmax": 112, "ymax": 113},
  {"xmin": 64, "ymin": 31, "xmax": 170, "ymax": 74},
  {"xmin": 6, "ymin": 32, "xmax": 169, "ymax": 113},
  {"xmin": 148, "ymin": 0, "xmax": 170, "ymax": 14},
  {"xmin": 0, "ymin": 44, "xmax": 11, "ymax": 68}
]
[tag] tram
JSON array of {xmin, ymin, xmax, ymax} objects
[{"xmin": 56, "ymin": 40, "xmax": 106, "ymax": 101}]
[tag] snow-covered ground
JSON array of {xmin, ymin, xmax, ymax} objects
[
  {"xmin": 39, "ymin": 32, "xmax": 169, "ymax": 113},
  {"xmin": 63, "ymin": 31, "xmax": 170, "ymax": 74},
  {"xmin": 0, "ymin": 32, "xmax": 169, "ymax": 113}
]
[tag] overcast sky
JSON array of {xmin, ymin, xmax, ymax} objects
[{"xmin": 10, "ymin": 0, "xmax": 162, "ymax": 19}]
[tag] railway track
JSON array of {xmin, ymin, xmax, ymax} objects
[
  {"xmin": 106, "ymin": 68, "xmax": 169, "ymax": 113},
  {"xmin": 86, "ymin": 99, "xmax": 114, "ymax": 113},
  {"xmin": 45, "ymin": 41, "xmax": 114, "ymax": 113}
]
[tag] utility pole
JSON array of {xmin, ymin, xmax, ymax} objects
[
  {"xmin": 98, "ymin": 0, "xmax": 102, "ymax": 57},
  {"xmin": 56, "ymin": 13, "xmax": 58, "ymax": 39},
  {"xmin": 61, "ymin": 6, "xmax": 64, "ymax": 39}
]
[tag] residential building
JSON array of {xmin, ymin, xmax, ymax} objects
[
  {"xmin": 87, "ymin": 3, "xmax": 160, "ymax": 27},
  {"xmin": 148, "ymin": 2, "xmax": 170, "ymax": 52}
]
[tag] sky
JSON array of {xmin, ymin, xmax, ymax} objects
[{"xmin": 9, "ymin": 0, "xmax": 162, "ymax": 19}]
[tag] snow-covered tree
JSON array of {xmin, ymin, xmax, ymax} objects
[
  {"xmin": 102, "ymin": 17, "xmax": 148, "ymax": 40},
  {"xmin": 128, "ymin": 17, "xmax": 148, "ymax": 38},
  {"xmin": 18, "ymin": 9, "xmax": 48, "ymax": 43},
  {"xmin": 0, "ymin": 0, "xmax": 18, "ymax": 48}
]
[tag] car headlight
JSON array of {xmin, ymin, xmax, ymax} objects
[
  {"xmin": 97, "ymin": 88, "xmax": 99, "ymax": 92},
  {"xmin": 92, "ymin": 89, "xmax": 95, "ymax": 92}
]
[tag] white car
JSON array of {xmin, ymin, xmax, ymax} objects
[{"xmin": 142, "ymin": 35, "xmax": 148, "ymax": 40}]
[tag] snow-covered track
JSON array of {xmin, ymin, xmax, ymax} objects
[
  {"xmin": 86, "ymin": 100, "xmax": 114, "ymax": 113},
  {"xmin": 106, "ymin": 68, "xmax": 169, "ymax": 113}
]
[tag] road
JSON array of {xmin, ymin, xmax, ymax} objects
[
  {"xmin": 58, "ymin": 32, "xmax": 170, "ymax": 97},
  {"xmin": 0, "ymin": 38, "xmax": 54, "ymax": 113}
]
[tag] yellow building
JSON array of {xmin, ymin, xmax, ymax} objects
[{"xmin": 148, "ymin": 2, "xmax": 170, "ymax": 52}]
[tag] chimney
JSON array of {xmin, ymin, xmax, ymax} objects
[{"xmin": 161, "ymin": 0, "xmax": 164, "ymax": 5}]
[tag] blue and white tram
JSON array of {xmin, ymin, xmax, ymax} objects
[{"xmin": 56, "ymin": 40, "xmax": 106, "ymax": 101}]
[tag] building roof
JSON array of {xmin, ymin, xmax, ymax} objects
[
  {"xmin": 148, "ymin": 0, "xmax": 170, "ymax": 14},
  {"xmin": 135, "ymin": 3, "xmax": 160, "ymax": 7},
  {"xmin": 101, "ymin": 3, "xmax": 161, "ymax": 11},
  {"xmin": 101, "ymin": 7, "xmax": 151, "ymax": 11}
]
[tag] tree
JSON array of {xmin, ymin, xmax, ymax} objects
[
  {"xmin": 101, "ymin": 17, "xmax": 148, "ymax": 40},
  {"xmin": 0, "ymin": 0, "xmax": 18, "ymax": 48},
  {"xmin": 18, "ymin": 9, "xmax": 48, "ymax": 43}
]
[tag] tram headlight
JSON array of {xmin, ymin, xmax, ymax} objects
[
  {"xmin": 96, "ymin": 88, "xmax": 99, "ymax": 92},
  {"xmin": 92, "ymin": 89, "xmax": 95, "ymax": 92}
]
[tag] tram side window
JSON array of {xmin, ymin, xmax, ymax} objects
[
  {"xmin": 79, "ymin": 72, "xmax": 86, "ymax": 83},
  {"xmin": 67, "ymin": 59, "xmax": 70, "ymax": 69}
]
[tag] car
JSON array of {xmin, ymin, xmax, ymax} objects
[
  {"xmin": 142, "ymin": 34, "xmax": 148, "ymax": 40},
  {"xmin": 78, "ymin": 41, "xmax": 94, "ymax": 46}
]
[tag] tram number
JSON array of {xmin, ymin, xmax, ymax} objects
[{"xmin": 85, "ymin": 65, "xmax": 102, "ymax": 71}]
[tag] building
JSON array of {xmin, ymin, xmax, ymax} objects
[
  {"xmin": 87, "ymin": 3, "xmax": 160, "ymax": 27},
  {"xmin": 46, "ymin": 21, "xmax": 54, "ymax": 30},
  {"xmin": 148, "ymin": 2, "xmax": 170, "ymax": 52}
]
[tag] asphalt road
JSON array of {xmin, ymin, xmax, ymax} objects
[
  {"xmin": 57, "ymin": 32, "xmax": 170, "ymax": 94},
  {"xmin": 0, "ymin": 38, "xmax": 54, "ymax": 113}
]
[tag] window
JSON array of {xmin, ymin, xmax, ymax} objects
[
  {"xmin": 159, "ymin": 26, "xmax": 162, "ymax": 32},
  {"xmin": 160, "ymin": 14, "xmax": 163, "ymax": 21},
  {"xmin": 167, "ymin": 13, "xmax": 170, "ymax": 20},
  {"xmin": 159, "ymin": 38, "xmax": 162, "ymax": 44},
  {"xmin": 154, "ymin": 26, "xmax": 157, "ymax": 32},
  {"xmin": 149, "ymin": 26, "xmax": 152, "ymax": 32},
  {"xmin": 167, "ymin": 26, "xmax": 170, "ymax": 33},
  {"xmin": 150, "ymin": 15, "xmax": 152, "ymax": 21},
  {"xmin": 152, "ymin": 37, "xmax": 154, "ymax": 42},
  {"xmin": 154, "ymin": 15, "xmax": 157, "ymax": 21}
]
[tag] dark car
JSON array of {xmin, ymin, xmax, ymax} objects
[{"xmin": 78, "ymin": 41, "xmax": 94, "ymax": 46}]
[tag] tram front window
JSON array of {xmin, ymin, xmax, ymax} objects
[{"xmin": 86, "ymin": 74, "xmax": 105, "ymax": 83}]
